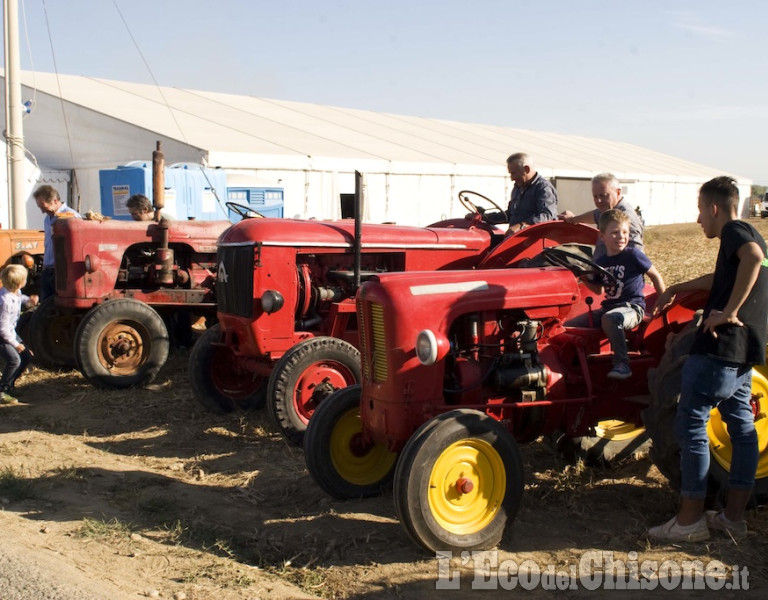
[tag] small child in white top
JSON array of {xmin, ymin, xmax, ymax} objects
[{"xmin": 0, "ymin": 264, "xmax": 38, "ymax": 404}]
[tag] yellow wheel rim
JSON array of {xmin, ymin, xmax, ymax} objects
[
  {"xmin": 428, "ymin": 438, "xmax": 506, "ymax": 535},
  {"xmin": 708, "ymin": 368, "xmax": 768, "ymax": 479},
  {"xmin": 329, "ymin": 408, "xmax": 397, "ymax": 486},
  {"xmin": 594, "ymin": 419, "xmax": 645, "ymax": 442}
]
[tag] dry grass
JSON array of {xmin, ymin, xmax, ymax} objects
[{"xmin": 644, "ymin": 218, "xmax": 768, "ymax": 286}]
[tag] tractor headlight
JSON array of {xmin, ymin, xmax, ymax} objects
[
  {"xmin": 84, "ymin": 254, "xmax": 101, "ymax": 274},
  {"xmin": 261, "ymin": 290, "xmax": 284, "ymax": 314},
  {"xmin": 416, "ymin": 329, "xmax": 438, "ymax": 365}
]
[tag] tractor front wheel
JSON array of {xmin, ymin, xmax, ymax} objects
[
  {"xmin": 188, "ymin": 324, "xmax": 266, "ymax": 412},
  {"xmin": 268, "ymin": 337, "xmax": 360, "ymax": 445},
  {"xmin": 393, "ymin": 409, "xmax": 524, "ymax": 552},
  {"xmin": 74, "ymin": 299, "xmax": 169, "ymax": 389},
  {"xmin": 304, "ymin": 385, "xmax": 398, "ymax": 499},
  {"xmin": 28, "ymin": 296, "xmax": 79, "ymax": 369}
]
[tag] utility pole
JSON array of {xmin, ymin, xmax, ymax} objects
[{"xmin": 4, "ymin": 0, "xmax": 28, "ymax": 228}]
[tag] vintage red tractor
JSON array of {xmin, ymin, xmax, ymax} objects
[
  {"xmin": 29, "ymin": 215, "xmax": 228, "ymax": 388},
  {"xmin": 189, "ymin": 189, "xmax": 509, "ymax": 442},
  {"xmin": 303, "ymin": 225, "xmax": 768, "ymax": 552}
]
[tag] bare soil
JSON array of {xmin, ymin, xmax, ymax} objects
[{"xmin": 2, "ymin": 220, "xmax": 768, "ymax": 599}]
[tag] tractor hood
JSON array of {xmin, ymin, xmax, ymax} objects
[{"xmin": 217, "ymin": 218, "xmax": 492, "ymax": 252}]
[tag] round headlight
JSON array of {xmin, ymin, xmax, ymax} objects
[
  {"xmin": 84, "ymin": 254, "xmax": 101, "ymax": 274},
  {"xmin": 416, "ymin": 329, "xmax": 438, "ymax": 365},
  {"xmin": 261, "ymin": 290, "xmax": 285, "ymax": 314}
]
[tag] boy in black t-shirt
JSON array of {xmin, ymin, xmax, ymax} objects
[{"xmin": 647, "ymin": 176, "xmax": 768, "ymax": 542}]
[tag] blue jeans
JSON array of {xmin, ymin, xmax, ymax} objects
[
  {"xmin": 0, "ymin": 341, "xmax": 33, "ymax": 392},
  {"xmin": 569, "ymin": 303, "xmax": 643, "ymax": 365},
  {"xmin": 676, "ymin": 354, "xmax": 757, "ymax": 499},
  {"xmin": 41, "ymin": 267, "xmax": 56, "ymax": 301}
]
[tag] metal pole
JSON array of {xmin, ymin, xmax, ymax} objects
[
  {"xmin": 4, "ymin": 0, "xmax": 27, "ymax": 228},
  {"xmin": 353, "ymin": 170, "xmax": 362, "ymax": 290}
]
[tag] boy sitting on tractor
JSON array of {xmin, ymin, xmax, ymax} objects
[{"xmin": 579, "ymin": 209, "xmax": 666, "ymax": 379}]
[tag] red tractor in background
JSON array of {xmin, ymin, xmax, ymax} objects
[
  {"xmin": 189, "ymin": 186, "xmax": 516, "ymax": 443},
  {"xmin": 303, "ymin": 222, "xmax": 768, "ymax": 552},
  {"xmin": 29, "ymin": 143, "xmax": 232, "ymax": 389}
]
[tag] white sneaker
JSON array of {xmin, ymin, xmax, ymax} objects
[{"xmin": 646, "ymin": 515, "xmax": 710, "ymax": 542}]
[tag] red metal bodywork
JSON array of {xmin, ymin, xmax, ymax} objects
[
  {"xmin": 355, "ymin": 263, "xmax": 707, "ymax": 451},
  {"xmin": 53, "ymin": 218, "xmax": 229, "ymax": 310},
  {"xmin": 215, "ymin": 217, "xmax": 497, "ymax": 368}
]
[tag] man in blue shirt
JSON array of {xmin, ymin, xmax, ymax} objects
[
  {"xmin": 33, "ymin": 185, "xmax": 81, "ymax": 300},
  {"xmin": 505, "ymin": 152, "xmax": 558, "ymax": 235}
]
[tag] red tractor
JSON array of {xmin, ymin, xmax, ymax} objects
[
  {"xmin": 189, "ymin": 188, "xmax": 511, "ymax": 442},
  {"xmin": 29, "ymin": 216, "xmax": 229, "ymax": 388},
  {"xmin": 28, "ymin": 142, "xmax": 234, "ymax": 389},
  {"xmin": 303, "ymin": 222, "xmax": 768, "ymax": 552}
]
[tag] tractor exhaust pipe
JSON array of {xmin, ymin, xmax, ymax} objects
[
  {"xmin": 152, "ymin": 141, "xmax": 165, "ymax": 221},
  {"xmin": 353, "ymin": 170, "xmax": 362, "ymax": 291},
  {"xmin": 152, "ymin": 140, "xmax": 174, "ymax": 284}
]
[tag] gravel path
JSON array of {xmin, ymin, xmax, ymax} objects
[{"xmin": 0, "ymin": 539, "xmax": 125, "ymax": 600}]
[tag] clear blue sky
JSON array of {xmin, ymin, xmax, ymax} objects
[{"xmin": 9, "ymin": 0, "xmax": 768, "ymax": 183}]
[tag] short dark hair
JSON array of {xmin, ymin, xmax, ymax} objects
[
  {"xmin": 598, "ymin": 208, "xmax": 630, "ymax": 233},
  {"xmin": 33, "ymin": 185, "xmax": 60, "ymax": 202},
  {"xmin": 126, "ymin": 194, "xmax": 152, "ymax": 212},
  {"xmin": 699, "ymin": 176, "xmax": 739, "ymax": 213}
]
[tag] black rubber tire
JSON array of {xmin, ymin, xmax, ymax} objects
[
  {"xmin": 73, "ymin": 299, "xmax": 169, "ymax": 389},
  {"xmin": 393, "ymin": 409, "xmax": 524, "ymax": 552},
  {"xmin": 551, "ymin": 423, "xmax": 651, "ymax": 466},
  {"xmin": 267, "ymin": 337, "xmax": 361, "ymax": 446},
  {"xmin": 27, "ymin": 296, "xmax": 79, "ymax": 370},
  {"xmin": 643, "ymin": 320, "xmax": 701, "ymax": 488},
  {"xmin": 304, "ymin": 385, "xmax": 398, "ymax": 499},
  {"xmin": 644, "ymin": 318, "xmax": 768, "ymax": 506},
  {"xmin": 188, "ymin": 324, "xmax": 266, "ymax": 413},
  {"xmin": 16, "ymin": 309, "xmax": 33, "ymax": 348}
]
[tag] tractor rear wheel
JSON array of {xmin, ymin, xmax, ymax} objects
[
  {"xmin": 393, "ymin": 409, "xmax": 524, "ymax": 552},
  {"xmin": 188, "ymin": 324, "xmax": 266, "ymax": 412},
  {"xmin": 16, "ymin": 309, "xmax": 33, "ymax": 348},
  {"xmin": 644, "ymin": 320, "xmax": 768, "ymax": 504},
  {"xmin": 74, "ymin": 299, "xmax": 169, "ymax": 389},
  {"xmin": 268, "ymin": 337, "xmax": 360, "ymax": 446},
  {"xmin": 552, "ymin": 420, "xmax": 651, "ymax": 465},
  {"xmin": 28, "ymin": 296, "xmax": 79, "ymax": 369},
  {"xmin": 304, "ymin": 385, "xmax": 397, "ymax": 499}
]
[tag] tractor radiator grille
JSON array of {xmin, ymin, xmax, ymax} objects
[
  {"xmin": 369, "ymin": 303, "xmax": 388, "ymax": 383},
  {"xmin": 357, "ymin": 301, "xmax": 368, "ymax": 380},
  {"xmin": 217, "ymin": 245, "xmax": 255, "ymax": 318}
]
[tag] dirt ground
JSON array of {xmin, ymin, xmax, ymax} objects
[{"xmin": 2, "ymin": 220, "xmax": 768, "ymax": 599}]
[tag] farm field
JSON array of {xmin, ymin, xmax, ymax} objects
[{"xmin": 1, "ymin": 219, "xmax": 767, "ymax": 599}]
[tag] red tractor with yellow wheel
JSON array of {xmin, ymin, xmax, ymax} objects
[{"xmin": 304, "ymin": 223, "xmax": 768, "ymax": 552}]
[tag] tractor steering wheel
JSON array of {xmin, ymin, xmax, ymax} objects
[
  {"xmin": 458, "ymin": 190, "xmax": 507, "ymax": 224},
  {"xmin": 541, "ymin": 246, "xmax": 619, "ymax": 286},
  {"xmin": 225, "ymin": 201, "xmax": 265, "ymax": 219}
]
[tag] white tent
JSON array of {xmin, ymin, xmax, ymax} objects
[{"xmin": 3, "ymin": 71, "xmax": 752, "ymax": 227}]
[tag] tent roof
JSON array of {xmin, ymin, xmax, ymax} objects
[{"xmin": 12, "ymin": 71, "xmax": 742, "ymax": 181}]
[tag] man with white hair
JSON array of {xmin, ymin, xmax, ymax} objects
[
  {"xmin": 559, "ymin": 172, "xmax": 644, "ymax": 259},
  {"xmin": 505, "ymin": 152, "xmax": 558, "ymax": 236}
]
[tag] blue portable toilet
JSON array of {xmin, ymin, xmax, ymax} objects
[
  {"xmin": 99, "ymin": 162, "xmax": 228, "ymax": 220},
  {"xmin": 226, "ymin": 174, "xmax": 284, "ymax": 222},
  {"xmin": 167, "ymin": 163, "xmax": 229, "ymax": 220},
  {"xmin": 98, "ymin": 162, "xmax": 153, "ymax": 220}
]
